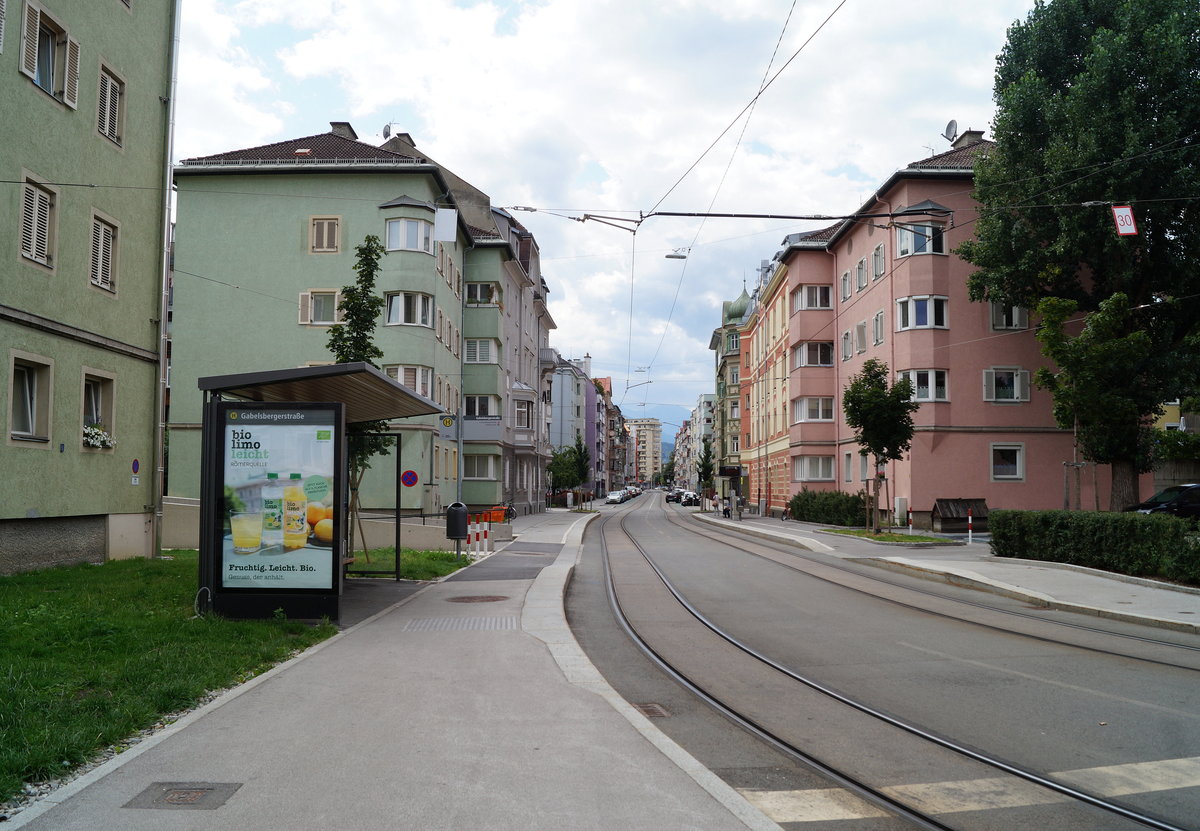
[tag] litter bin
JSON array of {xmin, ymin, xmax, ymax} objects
[{"xmin": 446, "ymin": 502, "xmax": 469, "ymax": 540}]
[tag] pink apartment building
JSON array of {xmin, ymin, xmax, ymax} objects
[{"xmin": 752, "ymin": 131, "xmax": 1114, "ymax": 527}]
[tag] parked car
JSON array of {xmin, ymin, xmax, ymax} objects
[
  {"xmin": 681, "ymin": 491, "xmax": 700, "ymax": 506},
  {"xmin": 665, "ymin": 489, "xmax": 682, "ymax": 503},
  {"xmin": 606, "ymin": 489, "xmax": 627, "ymax": 504},
  {"xmin": 1124, "ymin": 483, "xmax": 1200, "ymax": 519}
]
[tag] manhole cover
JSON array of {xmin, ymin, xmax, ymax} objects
[
  {"xmin": 446, "ymin": 595, "xmax": 509, "ymax": 603},
  {"xmin": 124, "ymin": 782, "xmax": 242, "ymax": 810},
  {"xmin": 632, "ymin": 702, "xmax": 670, "ymax": 718}
]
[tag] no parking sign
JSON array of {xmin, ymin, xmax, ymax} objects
[{"xmin": 401, "ymin": 469, "xmax": 419, "ymax": 488}]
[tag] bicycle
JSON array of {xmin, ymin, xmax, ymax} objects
[
  {"xmin": 780, "ymin": 505, "xmax": 791, "ymax": 521},
  {"xmin": 504, "ymin": 500, "xmax": 517, "ymax": 521}
]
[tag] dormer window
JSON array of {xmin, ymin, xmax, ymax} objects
[{"xmin": 895, "ymin": 222, "xmax": 945, "ymax": 256}]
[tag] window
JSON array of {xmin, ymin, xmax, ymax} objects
[
  {"xmin": 840, "ymin": 271, "xmax": 851, "ymax": 300},
  {"xmin": 730, "ymin": 435, "xmax": 740, "ymax": 453},
  {"xmin": 807, "ymin": 284, "xmax": 832, "ymax": 310},
  {"xmin": 990, "ymin": 302, "xmax": 1028, "ymax": 330},
  {"xmin": 898, "ymin": 369, "xmax": 948, "ymax": 402},
  {"xmin": 872, "ymin": 243, "xmax": 886, "ymax": 280},
  {"xmin": 895, "ymin": 222, "xmax": 945, "ymax": 256},
  {"xmin": 385, "ymin": 217, "xmax": 433, "ymax": 253},
  {"xmin": 464, "ymin": 339, "xmax": 495, "ymax": 363},
  {"xmin": 20, "ymin": 178, "xmax": 55, "ymax": 266},
  {"xmin": 311, "ymin": 217, "xmax": 339, "ymax": 253},
  {"xmin": 82, "ymin": 371, "xmax": 114, "ymax": 444},
  {"xmin": 726, "ymin": 332, "xmax": 739, "ymax": 352},
  {"xmin": 97, "ymin": 66, "xmax": 124, "ymax": 144},
  {"xmin": 991, "ymin": 443, "xmax": 1025, "ymax": 481},
  {"xmin": 844, "ymin": 452, "xmax": 853, "ymax": 482},
  {"xmin": 9, "ymin": 353, "xmax": 52, "ymax": 443},
  {"xmin": 872, "ymin": 310, "xmax": 885, "ymax": 345},
  {"xmin": 794, "ymin": 341, "xmax": 833, "ymax": 368},
  {"xmin": 466, "ymin": 282, "xmax": 496, "ymax": 304},
  {"xmin": 299, "ymin": 291, "xmax": 338, "ymax": 324},
  {"xmin": 90, "ymin": 215, "xmax": 116, "ymax": 290},
  {"xmin": 465, "ymin": 395, "xmax": 496, "ymax": 417},
  {"xmin": 730, "ymin": 401, "xmax": 740, "ymax": 419},
  {"xmin": 855, "ymin": 321, "xmax": 868, "ymax": 353},
  {"xmin": 385, "ymin": 365, "xmax": 432, "ymax": 397},
  {"xmin": 841, "ymin": 331, "xmax": 852, "ymax": 361},
  {"xmin": 464, "ymin": 455, "xmax": 497, "ymax": 479},
  {"xmin": 860, "ymin": 453, "xmax": 869, "ymax": 482},
  {"xmin": 793, "ymin": 397, "xmax": 833, "ymax": 422},
  {"xmin": 896, "ymin": 295, "xmax": 948, "ymax": 330},
  {"xmin": 794, "ymin": 455, "xmax": 834, "ymax": 481},
  {"xmin": 983, "ymin": 367, "xmax": 1030, "ymax": 402},
  {"xmin": 856, "ymin": 258, "xmax": 867, "ymax": 291},
  {"xmin": 386, "ymin": 292, "xmax": 432, "ymax": 327},
  {"xmin": 20, "ymin": 3, "xmax": 79, "ymax": 107},
  {"xmin": 729, "ymin": 366, "xmax": 739, "ymax": 384},
  {"xmin": 515, "ymin": 400, "xmax": 532, "ymax": 429}
]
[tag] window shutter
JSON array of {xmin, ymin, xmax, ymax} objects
[
  {"xmin": 90, "ymin": 219, "xmax": 114, "ymax": 288},
  {"xmin": 465, "ymin": 340, "xmax": 478, "ymax": 363},
  {"xmin": 990, "ymin": 302, "xmax": 1004, "ymax": 329},
  {"xmin": 298, "ymin": 292, "xmax": 311, "ymax": 323},
  {"xmin": 333, "ymin": 291, "xmax": 344, "ymax": 322},
  {"xmin": 0, "ymin": 0, "xmax": 8, "ymax": 54},
  {"xmin": 1015, "ymin": 307, "xmax": 1028, "ymax": 329},
  {"xmin": 63, "ymin": 36, "xmax": 80, "ymax": 108},
  {"xmin": 21, "ymin": 183, "xmax": 50, "ymax": 263},
  {"xmin": 983, "ymin": 369, "xmax": 995, "ymax": 401},
  {"xmin": 311, "ymin": 219, "xmax": 324, "ymax": 251},
  {"xmin": 1016, "ymin": 370, "xmax": 1030, "ymax": 401},
  {"xmin": 19, "ymin": 2, "xmax": 38, "ymax": 79}
]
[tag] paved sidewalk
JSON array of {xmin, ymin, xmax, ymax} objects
[
  {"xmin": 697, "ymin": 511, "xmax": 1200, "ymax": 634},
  {"xmin": 10, "ymin": 510, "xmax": 776, "ymax": 831}
]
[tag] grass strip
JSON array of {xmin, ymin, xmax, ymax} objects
[
  {"xmin": 825, "ymin": 528, "xmax": 948, "ymax": 543},
  {"xmin": 347, "ymin": 547, "xmax": 472, "ymax": 581},
  {"xmin": 0, "ymin": 551, "xmax": 335, "ymax": 804}
]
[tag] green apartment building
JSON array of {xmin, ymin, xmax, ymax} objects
[
  {"xmin": 1, "ymin": 0, "xmax": 179, "ymax": 572},
  {"xmin": 168, "ymin": 124, "xmax": 554, "ymax": 529}
]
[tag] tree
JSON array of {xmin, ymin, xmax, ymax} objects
[
  {"xmin": 571, "ymin": 433, "xmax": 591, "ymax": 502},
  {"xmin": 327, "ymin": 235, "xmax": 392, "ymax": 556},
  {"xmin": 957, "ymin": 0, "xmax": 1200, "ymax": 509},
  {"xmin": 696, "ymin": 438, "xmax": 714, "ymax": 496},
  {"xmin": 842, "ymin": 359, "xmax": 919, "ymax": 532},
  {"xmin": 662, "ymin": 451, "xmax": 676, "ymax": 486},
  {"xmin": 547, "ymin": 446, "xmax": 580, "ymax": 494}
]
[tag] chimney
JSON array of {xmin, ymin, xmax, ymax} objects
[
  {"xmin": 951, "ymin": 129, "xmax": 985, "ymax": 149},
  {"xmin": 329, "ymin": 122, "xmax": 358, "ymax": 140}
]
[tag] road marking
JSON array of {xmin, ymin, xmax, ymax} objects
[{"xmin": 738, "ymin": 756, "xmax": 1200, "ymax": 822}]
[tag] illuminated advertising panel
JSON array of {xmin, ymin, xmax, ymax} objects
[{"xmin": 218, "ymin": 405, "xmax": 340, "ymax": 592}]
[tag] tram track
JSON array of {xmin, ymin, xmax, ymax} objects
[
  {"xmin": 662, "ymin": 506, "xmax": 1200, "ymax": 672},
  {"xmin": 596, "ymin": 500, "xmax": 1196, "ymax": 830}
]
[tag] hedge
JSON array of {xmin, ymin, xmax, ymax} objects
[
  {"xmin": 990, "ymin": 510, "xmax": 1200, "ymax": 584},
  {"xmin": 788, "ymin": 488, "xmax": 867, "ymax": 527}
]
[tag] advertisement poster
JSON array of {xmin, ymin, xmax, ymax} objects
[{"xmin": 221, "ymin": 407, "xmax": 338, "ymax": 590}]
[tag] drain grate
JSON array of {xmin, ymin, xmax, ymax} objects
[
  {"xmin": 632, "ymin": 702, "xmax": 670, "ymax": 719},
  {"xmin": 404, "ymin": 616, "xmax": 518, "ymax": 631},
  {"xmin": 124, "ymin": 782, "xmax": 242, "ymax": 811},
  {"xmin": 446, "ymin": 595, "xmax": 509, "ymax": 603}
]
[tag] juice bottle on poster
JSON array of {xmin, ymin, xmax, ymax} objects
[
  {"xmin": 261, "ymin": 472, "xmax": 284, "ymax": 547},
  {"xmin": 283, "ymin": 473, "xmax": 308, "ymax": 550}
]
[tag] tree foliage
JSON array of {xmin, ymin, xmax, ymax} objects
[
  {"xmin": 957, "ymin": 0, "xmax": 1200, "ymax": 508},
  {"xmin": 547, "ymin": 446, "xmax": 580, "ymax": 492},
  {"xmin": 696, "ymin": 438, "xmax": 714, "ymax": 495},
  {"xmin": 327, "ymin": 236, "xmax": 392, "ymax": 551}
]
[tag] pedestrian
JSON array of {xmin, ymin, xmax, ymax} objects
[{"xmin": 722, "ymin": 497, "xmax": 731, "ymax": 519}]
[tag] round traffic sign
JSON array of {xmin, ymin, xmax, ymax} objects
[{"xmin": 401, "ymin": 469, "xmax": 419, "ymax": 487}]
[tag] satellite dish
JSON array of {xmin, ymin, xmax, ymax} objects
[
  {"xmin": 382, "ymin": 124, "xmax": 391, "ymax": 139},
  {"xmin": 942, "ymin": 119, "xmax": 958, "ymax": 143}
]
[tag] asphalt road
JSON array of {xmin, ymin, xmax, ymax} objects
[{"xmin": 568, "ymin": 496, "xmax": 1200, "ymax": 830}]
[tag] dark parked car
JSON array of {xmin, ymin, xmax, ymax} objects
[
  {"xmin": 1125, "ymin": 483, "xmax": 1200, "ymax": 519},
  {"xmin": 665, "ymin": 489, "xmax": 683, "ymax": 503}
]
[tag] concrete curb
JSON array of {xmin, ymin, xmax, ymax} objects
[
  {"xmin": 857, "ymin": 557, "xmax": 1200, "ymax": 636},
  {"xmin": 525, "ymin": 512, "xmax": 783, "ymax": 831}
]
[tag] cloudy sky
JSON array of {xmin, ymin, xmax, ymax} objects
[{"xmin": 173, "ymin": 0, "xmax": 1035, "ymax": 433}]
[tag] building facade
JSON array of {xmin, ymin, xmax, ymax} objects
[
  {"xmin": 764, "ymin": 131, "xmax": 1116, "ymax": 526},
  {"xmin": 2, "ymin": 0, "xmax": 179, "ymax": 571},
  {"xmin": 709, "ymin": 288, "xmax": 750, "ymax": 500},
  {"xmin": 626, "ymin": 418, "xmax": 663, "ymax": 486},
  {"xmin": 169, "ymin": 123, "xmax": 552, "ymax": 521}
]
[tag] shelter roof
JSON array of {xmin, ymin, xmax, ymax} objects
[{"xmin": 198, "ymin": 362, "xmax": 442, "ymax": 424}]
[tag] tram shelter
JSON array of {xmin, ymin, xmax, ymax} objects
[{"xmin": 196, "ymin": 362, "xmax": 442, "ymax": 620}]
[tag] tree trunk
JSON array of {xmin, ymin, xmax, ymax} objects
[{"xmin": 1107, "ymin": 459, "xmax": 1140, "ymax": 512}]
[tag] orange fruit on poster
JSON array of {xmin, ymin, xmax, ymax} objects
[{"xmin": 307, "ymin": 503, "xmax": 325, "ymax": 527}]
